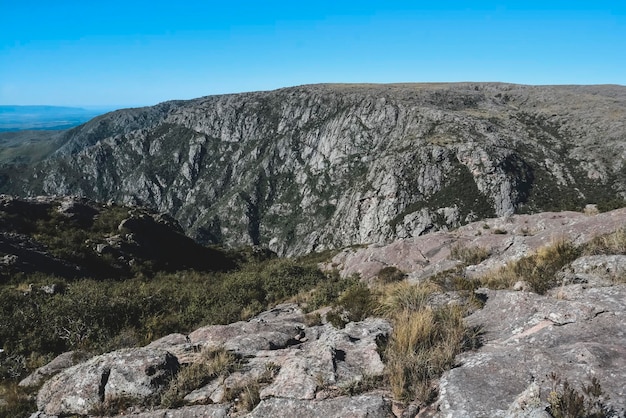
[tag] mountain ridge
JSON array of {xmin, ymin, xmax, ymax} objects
[{"xmin": 1, "ymin": 82, "xmax": 625, "ymax": 255}]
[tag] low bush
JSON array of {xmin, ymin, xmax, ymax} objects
[
  {"xmin": 327, "ymin": 282, "xmax": 375, "ymax": 328},
  {"xmin": 0, "ymin": 382, "xmax": 36, "ymax": 418},
  {"xmin": 547, "ymin": 373, "xmax": 615, "ymax": 418},
  {"xmin": 0, "ymin": 251, "xmax": 337, "ymax": 381}
]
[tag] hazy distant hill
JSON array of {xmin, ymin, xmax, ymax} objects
[{"xmin": 0, "ymin": 105, "xmax": 114, "ymax": 131}]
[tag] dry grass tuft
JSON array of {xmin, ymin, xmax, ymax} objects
[
  {"xmin": 376, "ymin": 281, "xmax": 441, "ymax": 318},
  {"xmin": 583, "ymin": 228, "xmax": 626, "ymax": 256},
  {"xmin": 449, "ymin": 243, "xmax": 490, "ymax": 266},
  {"xmin": 480, "ymin": 239, "xmax": 579, "ymax": 294},
  {"xmin": 224, "ymin": 381, "xmax": 262, "ymax": 412},
  {"xmin": 160, "ymin": 346, "xmax": 238, "ymax": 408},
  {"xmin": 384, "ymin": 304, "xmax": 479, "ymax": 402}
]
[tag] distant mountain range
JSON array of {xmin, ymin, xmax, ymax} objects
[{"xmin": 0, "ymin": 105, "xmax": 117, "ymax": 131}]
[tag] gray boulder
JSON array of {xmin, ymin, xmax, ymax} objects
[
  {"xmin": 115, "ymin": 404, "xmax": 231, "ymax": 417},
  {"xmin": 19, "ymin": 351, "xmax": 90, "ymax": 388},
  {"xmin": 437, "ymin": 284, "xmax": 626, "ymax": 417},
  {"xmin": 36, "ymin": 347, "xmax": 178, "ymax": 416}
]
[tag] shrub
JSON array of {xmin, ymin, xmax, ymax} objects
[
  {"xmin": 327, "ymin": 282, "xmax": 375, "ymax": 328},
  {"xmin": 596, "ymin": 199, "xmax": 626, "ymax": 213},
  {"xmin": 301, "ymin": 273, "xmax": 359, "ymax": 312},
  {"xmin": 0, "ymin": 382, "xmax": 36, "ymax": 418},
  {"xmin": 547, "ymin": 373, "xmax": 615, "ymax": 418}
]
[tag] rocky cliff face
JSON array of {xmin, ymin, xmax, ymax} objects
[{"xmin": 4, "ymin": 83, "xmax": 625, "ymax": 255}]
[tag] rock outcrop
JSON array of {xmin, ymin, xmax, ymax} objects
[
  {"xmin": 0, "ymin": 195, "xmax": 234, "ymax": 280},
  {"xmin": 438, "ymin": 284, "xmax": 626, "ymax": 417},
  {"xmin": 18, "ymin": 351, "xmax": 90, "ymax": 388},
  {"xmin": 36, "ymin": 348, "xmax": 179, "ymax": 416},
  {"xmin": 29, "ymin": 304, "xmax": 393, "ymax": 417},
  {"xmin": 3, "ymin": 83, "xmax": 625, "ymax": 255},
  {"xmin": 330, "ymin": 207, "xmax": 626, "ymax": 282}
]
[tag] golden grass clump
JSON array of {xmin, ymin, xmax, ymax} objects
[
  {"xmin": 583, "ymin": 228, "xmax": 626, "ymax": 256},
  {"xmin": 449, "ymin": 243, "xmax": 491, "ymax": 266},
  {"xmin": 384, "ymin": 304, "xmax": 476, "ymax": 403},
  {"xmin": 376, "ymin": 281, "xmax": 441, "ymax": 318},
  {"xmin": 160, "ymin": 346, "xmax": 238, "ymax": 408},
  {"xmin": 480, "ymin": 239, "xmax": 579, "ymax": 294}
]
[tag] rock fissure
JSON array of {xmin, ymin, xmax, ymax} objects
[{"xmin": 98, "ymin": 367, "xmax": 111, "ymax": 403}]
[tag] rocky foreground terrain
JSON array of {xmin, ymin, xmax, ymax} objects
[
  {"xmin": 1, "ymin": 83, "xmax": 625, "ymax": 255},
  {"xmin": 15, "ymin": 207, "xmax": 626, "ymax": 418}
]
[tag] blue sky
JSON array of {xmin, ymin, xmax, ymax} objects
[{"xmin": 1, "ymin": 1, "xmax": 624, "ymax": 106}]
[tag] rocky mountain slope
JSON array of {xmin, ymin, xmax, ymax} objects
[
  {"xmin": 0, "ymin": 195, "xmax": 234, "ymax": 280},
  {"xmin": 19, "ymin": 208, "xmax": 626, "ymax": 417},
  {"xmin": 2, "ymin": 83, "xmax": 625, "ymax": 255}
]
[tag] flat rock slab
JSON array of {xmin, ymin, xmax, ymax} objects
[
  {"xmin": 329, "ymin": 208, "xmax": 626, "ymax": 281},
  {"xmin": 246, "ymin": 393, "xmax": 395, "ymax": 418},
  {"xmin": 115, "ymin": 404, "xmax": 231, "ymax": 418},
  {"xmin": 437, "ymin": 284, "xmax": 626, "ymax": 417}
]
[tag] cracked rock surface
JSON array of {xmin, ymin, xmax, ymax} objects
[
  {"xmin": 437, "ymin": 285, "xmax": 626, "ymax": 417},
  {"xmin": 30, "ymin": 304, "xmax": 393, "ymax": 417}
]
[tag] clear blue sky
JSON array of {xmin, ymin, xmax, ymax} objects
[{"xmin": 1, "ymin": 1, "xmax": 624, "ymax": 107}]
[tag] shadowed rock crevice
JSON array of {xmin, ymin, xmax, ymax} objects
[{"xmin": 98, "ymin": 367, "xmax": 111, "ymax": 402}]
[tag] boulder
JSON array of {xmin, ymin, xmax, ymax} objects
[
  {"xmin": 19, "ymin": 351, "xmax": 91, "ymax": 387},
  {"xmin": 36, "ymin": 347, "xmax": 178, "ymax": 416},
  {"xmin": 437, "ymin": 284, "xmax": 626, "ymax": 417},
  {"xmin": 115, "ymin": 404, "xmax": 231, "ymax": 417}
]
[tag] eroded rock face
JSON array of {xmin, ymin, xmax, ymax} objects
[
  {"xmin": 36, "ymin": 348, "xmax": 178, "ymax": 416},
  {"xmin": 437, "ymin": 285, "xmax": 626, "ymax": 417},
  {"xmin": 5, "ymin": 83, "xmax": 626, "ymax": 255}
]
